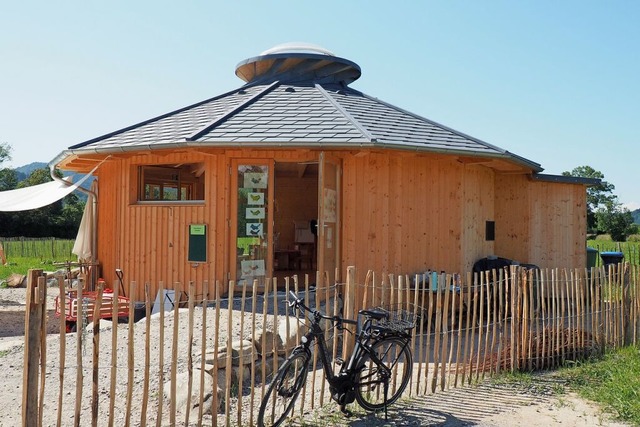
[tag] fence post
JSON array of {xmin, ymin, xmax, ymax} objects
[
  {"xmin": 22, "ymin": 269, "xmax": 44, "ymax": 427},
  {"xmin": 342, "ymin": 266, "xmax": 356, "ymax": 356}
]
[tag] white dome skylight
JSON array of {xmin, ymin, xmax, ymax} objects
[{"xmin": 260, "ymin": 42, "xmax": 335, "ymax": 57}]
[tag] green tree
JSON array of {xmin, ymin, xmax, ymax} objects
[
  {"xmin": 0, "ymin": 142, "xmax": 11, "ymax": 165},
  {"xmin": 0, "ymin": 168, "xmax": 18, "ymax": 191},
  {"xmin": 596, "ymin": 199, "xmax": 637, "ymax": 242},
  {"xmin": 0, "ymin": 144, "xmax": 17, "ymax": 236},
  {"xmin": 562, "ymin": 165, "xmax": 616, "ymax": 231},
  {"xmin": 18, "ymin": 167, "xmax": 56, "ymax": 188}
]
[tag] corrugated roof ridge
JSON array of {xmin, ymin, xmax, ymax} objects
[
  {"xmin": 348, "ymin": 88, "xmax": 543, "ymax": 172},
  {"xmin": 314, "ymin": 83, "xmax": 376, "ymax": 142},
  {"xmin": 187, "ymin": 81, "xmax": 281, "ymax": 141},
  {"xmin": 68, "ymin": 85, "xmax": 261, "ymax": 149}
]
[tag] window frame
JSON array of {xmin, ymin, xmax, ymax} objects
[{"xmin": 137, "ymin": 163, "xmax": 205, "ymax": 204}]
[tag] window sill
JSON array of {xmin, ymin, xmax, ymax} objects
[{"xmin": 134, "ymin": 200, "xmax": 206, "ymax": 207}]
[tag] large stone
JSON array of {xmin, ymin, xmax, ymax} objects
[
  {"xmin": 6, "ymin": 273, "xmax": 26, "ymax": 288},
  {"xmin": 163, "ymin": 369, "xmax": 224, "ymax": 415},
  {"xmin": 252, "ymin": 355, "xmax": 285, "ymax": 383},
  {"xmin": 216, "ymin": 339, "xmax": 257, "ymax": 366},
  {"xmin": 278, "ymin": 317, "xmax": 304, "ymax": 354},
  {"xmin": 252, "ymin": 328, "xmax": 283, "ymax": 356},
  {"xmin": 204, "ymin": 364, "xmax": 236, "ymax": 388}
]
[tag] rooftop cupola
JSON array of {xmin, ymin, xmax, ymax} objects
[{"xmin": 235, "ymin": 42, "xmax": 361, "ymax": 86}]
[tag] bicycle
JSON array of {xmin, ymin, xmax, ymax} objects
[{"xmin": 257, "ymin": 291, "xmax": 416, "ymax": 427}]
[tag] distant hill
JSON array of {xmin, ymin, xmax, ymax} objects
[
  {"xmin": 632, "ymin": 209, "xmax": 640, "ymax": 225},
  {"xmin": 15, "ymin": 161, "xmax": 47, "ymax": 180}
]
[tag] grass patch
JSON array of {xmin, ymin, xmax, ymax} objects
[
  {"xmin": 490, "ymin": 370, "xmax": 566, "ymax": 397},
  {"xmin": 0, "ymin": 257, "xmax": 61, "ymax": 279},
  {"xmin": 558, "ymin": 345, "xmax": 640, "ymax": 425},
  {"xmin": 489, "ymin": 370, "xmax": 535, "ymax": 387}
]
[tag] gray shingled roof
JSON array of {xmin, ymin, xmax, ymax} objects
[{"xmin": 64, "ymin": 45, "xmax": 542, "ymax": 172}]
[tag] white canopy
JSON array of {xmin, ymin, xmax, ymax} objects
[{"xmin": 0, "ymin": 173, "xmax": 93, "ymax": 212}]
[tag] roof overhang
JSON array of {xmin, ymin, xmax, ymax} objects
[
  {"xmin": 530, "ymin": 173, "xmax": 601, "ymax": 186},
  {"xmin": 53, "ymin": 138, "xmax": 543, "ymax": 174}
]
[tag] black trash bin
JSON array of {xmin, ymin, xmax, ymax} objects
[{"xmin": 600, "ymin": 251, "xmax": 624, "ymax": 268}]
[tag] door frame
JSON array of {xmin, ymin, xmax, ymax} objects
[
  {"xmin": 317, "ymin": 152, "xmax": 342, "ymax": 283},
  {"xmin": 228, "ymin": 159, "xmax": 275, "ymax": 284}
]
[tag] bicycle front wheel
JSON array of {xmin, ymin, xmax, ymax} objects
[
  {"xmin": 355, "ymin": 336, "xmax": 412, "ymax": 411},
  {"xmin": 257, "ymin": 350, "xmax": 310, "ymax": 427}
]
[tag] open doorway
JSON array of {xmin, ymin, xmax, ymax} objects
[{"xmin": 273, "ymin": 162, "xmax": 318, "ymax": 284}]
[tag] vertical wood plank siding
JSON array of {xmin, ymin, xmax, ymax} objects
[
  {"xmin": 495, "ymin": 174, "xmax": 587, "ymax": 269},
  {"xmin": 341, "ymin": 153, "xmax": 465, "ymax": 276},
  {"xmin": 462, "ymin": 164, "xmax": 495, "ymax": 272},
  {"xmin": 95, "ymin": 149, "xmax": 586, "ymax": 300}
]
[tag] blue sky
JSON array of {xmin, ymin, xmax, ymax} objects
[{"xmin": 1, "ymin": 2, "xmax": 638, "ymax": 208}]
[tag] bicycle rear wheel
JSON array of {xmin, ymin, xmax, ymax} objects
[
  {"xmin": 355, "ymin": 336, "xmax": 412, "ymax": 411},
  {"xmin": 257, "ymin": 350, "xmax": 310, "ymax": 427}
]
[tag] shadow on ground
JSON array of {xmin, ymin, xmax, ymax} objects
[{"xmin": 290, "ymin": 374, "xmax": 565, "ymax": 426}]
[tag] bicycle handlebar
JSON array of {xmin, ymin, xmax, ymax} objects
[{"xmin": 288, "ymin": 291, "xmax": 358, "ymax": 326}]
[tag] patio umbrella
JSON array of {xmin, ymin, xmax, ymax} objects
[{"xmin": 72, "ymin": 180, "xmax": 97, "ymax": 261}]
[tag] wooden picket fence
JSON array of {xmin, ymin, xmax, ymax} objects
[{"xmin": 21, "ymin": 263, "xmax": 640, "ymax": 426}]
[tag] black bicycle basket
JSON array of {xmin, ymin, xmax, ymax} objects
[{"xmin": 370, "ymin": 303, "xmax": 417, "ymax": 333}]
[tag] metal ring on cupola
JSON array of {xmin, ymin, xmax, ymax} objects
[{"xmin": 235, "ymin": 42, "xmax": 362, "ymax": 86}]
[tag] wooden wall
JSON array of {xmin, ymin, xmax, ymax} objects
[
  {"xmin": 96, "ymin": 149, "xmax": 319, "ymax": 301},
  {"xmin": 96, "ymin": 151, "xmax": 223, "ymax": 301},
  {"xmin": 462, "ymin": 164, "xmax": 495, "ymax": 272},
  {"xmin": 495, "ymin": 174, "xmax": 587, "ymax": 269},
  {"xmin": 93, "ymin": 147, "xmax": 587, "ymax": 300},
  {"xmin": 341, "ymin": 152, "xmax": 468, "ymax": 279}
]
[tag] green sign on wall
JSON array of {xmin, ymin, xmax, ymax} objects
[{"xmin": 188, "ymin": 224, "xmax": 207, "ymax": 262}]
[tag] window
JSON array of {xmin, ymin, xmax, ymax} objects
[{"xmin": 138, "ymin": 163, "xmax": 205, "ymax": 202}]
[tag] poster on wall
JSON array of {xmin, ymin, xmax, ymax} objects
[
  {"xmin": 246, "ymin": 207, "xmax": 265, "ymax": 219},
  {"xmin": 240, "ymin": 260, "xmax": 266, "ymax": 278},
  {"xmin": 244, "ymin": 172, "xmax": 268, "ymax": 189},
  {"xmin": 247, "ymin": 192, "xmax": 265, "ymax": 205},
  {"xmin": 246, "ymin": 222, "xmax": 264, "ymax": 237},
  {"xmin": 323, "ymin": 188, "xmax": 337, "ymax": 223}
]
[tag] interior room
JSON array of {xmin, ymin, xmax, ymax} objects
[{"xmin": 272, "ymin": 162, "xmax": 319, "ymax": 283}]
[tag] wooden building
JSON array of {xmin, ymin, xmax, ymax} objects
[{"xmin": 52, "ymin": 43, "xmax": 594, "ymax": 301}]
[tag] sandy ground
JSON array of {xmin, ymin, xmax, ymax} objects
[{"xmin": 0, "ymin": 285, "xmax": 630, "ymax": 426}]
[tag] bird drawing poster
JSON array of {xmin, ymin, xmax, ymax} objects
[
  {"xmin": 247, "ymin": 192, "xmax": 265, "ymax": 205},
  {"xmin": 240, "ymin": 260, "xmax": 265, "ymax": 278},
  {"xmin": 246, "ymin": 222, "xmax": 264, "ymax": 237},
  {"xmin": 243, "ymin": 172, "xmax": 267, "ymax": 189},
  {"xmin": 246, "ymin": 207, "xmax": 265, "ymax": 219}
]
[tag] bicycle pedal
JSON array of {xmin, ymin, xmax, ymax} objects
[{"xmin": 334, "ymin": 357, "xmax": 344, "ymax": 366}]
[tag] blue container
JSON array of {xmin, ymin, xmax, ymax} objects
[{"xmin": 600, "ymin": 251, "xmax": 624, "ymax": 267}]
